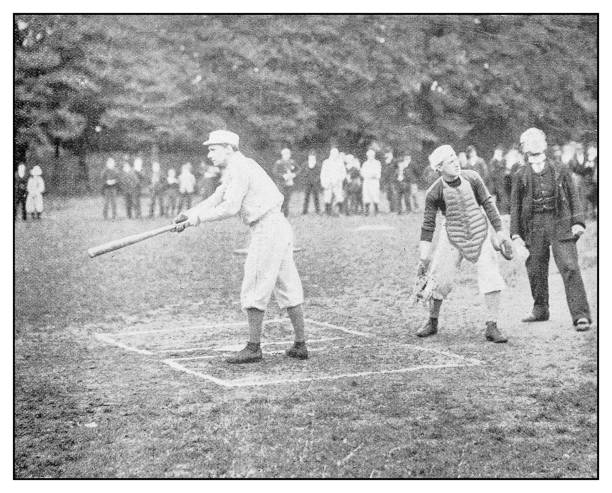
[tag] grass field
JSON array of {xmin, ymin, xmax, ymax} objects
[{"xmin": 14, "ymin": 192, "xmax": 598, "ymax": 478}]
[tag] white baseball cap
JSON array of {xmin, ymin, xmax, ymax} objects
[
  {"xmin": 203, "ymin": 130, "xmax": 239, "ymax": 147},
  {"xmin": 428, "ymin": 144, "xmax": 457, "ymax": 170}
]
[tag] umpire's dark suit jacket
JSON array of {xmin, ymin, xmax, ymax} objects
[{"xmin": 510, "ymin": 161, "xmax": 585, "ymax": 247}]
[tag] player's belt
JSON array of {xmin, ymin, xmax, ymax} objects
[{"xmin": 249, "ymin": 207, "xmax": 282, "ymax": 227}]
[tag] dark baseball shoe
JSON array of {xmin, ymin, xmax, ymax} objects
[
  {"xmin": 485, "ymin": 322, "xmax": 508, "ymax": 343},
  {"xmin": 521, "ymin": 312, "xmax": 549, "ymax": 323},
  {"xmin": 226, "ymin": 344, "xmax": 262, "ymax": 364},
  {"xmin": 285, "ymin": 342, "xmax": 309, "ymax": 360},
  {"xmin": 575, "ymin": 318, "xmax": 591, "ymax": 332},
  {"xmin": 416, "ymin": 319, "xmax": 438, "ymax": 338}
]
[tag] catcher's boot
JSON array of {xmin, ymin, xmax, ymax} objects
[
  {"xmin": 285, "ymin": 341, "xmax": 309, "ymax": 360},
  {"xmin": 416, "ymin": 318, "xmax": 438, "ymax": 338},
  {"xmin": 226, "ymin": 342, "xmax": 263, "ymax": 364},
  {"xmin": 374, "ymin": 204, "xmax": 379, "ymax": 215},
  {"xmin": 485, "ymin": 321, "xmax": 508, "ymax": 343},
  {"xmin": 364, "ymin": 204, "xmax": 370, "ymax": 216}
]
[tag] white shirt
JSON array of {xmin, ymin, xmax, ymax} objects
[
  {"xmin": 187, "ymin": 151, "xmax": 283, "ymax": 225},
  {"xmin": 179, "ymin": 171, "xmax": 196, "ymax": 193},
  {"xmin": 320, "ymin": 157, "xmax": 346, "ymax": 187},
  {"xmin": 360, "ymin": 159, "xmax": 381, "ymax": 181}
]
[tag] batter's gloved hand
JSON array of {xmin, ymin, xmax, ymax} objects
[
  {"xmin": 417, "ymin": 258, "xmax": 430, "ymax": 277},
  {"xmin": 571, "ymin": 224, "xmax": 585, "ymax": 238},
  {"xmin": 174, "ymin": 212, "xmax": 196, "ymax": 233}
]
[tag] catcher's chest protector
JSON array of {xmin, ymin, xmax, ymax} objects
[{"xmin": 442, "ymin": 177, "xmax": 487, "ymax": 263}]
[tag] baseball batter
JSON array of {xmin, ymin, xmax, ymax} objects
[
  {"xmin": 174, "ymin": 130, "xmax": 308, "ymax": 364},
  {"xmin": 415, "ymin": 144, "xmax": 512, "ymax": 343}
]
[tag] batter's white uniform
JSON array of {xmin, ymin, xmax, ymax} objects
[
  {"xmin": 320, "ymin": 157, "xmax": 346, "ymax": 205},
  {"xmin": 185, "ymin": 152, "xmax": 303, "ymax": 311},
  {"xmin": 360, "ymin": 158, "xmax": 381, "ymax": 204}
]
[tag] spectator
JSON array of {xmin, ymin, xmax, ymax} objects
[
  {"xmin": 320, "ymin": 147, "xmax": 346, "ymax": 216},
  {"xmin": 148, "ymin": 161, "xmax": 165, "ymax": 217},
  {"xmin": 14, "ymin": 163, "xmax": 28, "ymax": 221},
  {"xmin": 119, "ymin": 161, "xmax": 138, "ymax": 219},
  {"xmin": 26, "ymin": 165, "xmax": 45, "ymax": 220},
  {"xmin": 569, "ymin": 143, "xmax": 589, "ymax": 213},
  {"xmin": 301, "ymin": 151, "xmax": 321, "ymax": 215},
  {"xmin": 394, "ymin": 153, "xmax": 417, "ymax": 214},
  {"xmin": 101, "ymin": 157, "xmax": 119, "ymax": 220},
  {"xmin": 551, "ymin": 144, "xmax": 563, "ymax": 167},
  {"xmin": 361, "ymin": 149, "xmax": 381, "ymax": 215},
  {"xmin": 132, "ymin": 157, "xmax": 145, "ymax": 218},
  {"xmin": 458, "ymin": 151, "xmax": 468, "ymax": 169},
  {"xmin": 345, "ymin": 165, "xmax": 362, "ymax": 215},
  {"xmin": 466, "ymin": 145, "xmax": 488, "ymax": 180},
  {"xmin": 584, "ymin": 143, "xmax": 597, "ymax": 218},
  {"xmin": 164, "ymin": 168, "xmax": 180, "ymax": 217},
  {"xmin": 272, "ymin": 148, "xmax": 298, "ymax": 217},
  {"xmin": 178, "ymin": 162, "xmax": 197, "ymax": 211},
  {"xmin": 488, "ymin": 145, "xmax": 508, "ymax": 215},
  {"xmin": 198, "ymin": 162, "xmax": 221, "ymax": 200},
  {"xmin": 381, "ymin": 149, "xmax": 397, "ymax": 212}
]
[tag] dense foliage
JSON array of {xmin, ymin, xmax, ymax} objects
[{"xmin": 14, "ymin": 14, "xmax": 597, "ymax": 176}]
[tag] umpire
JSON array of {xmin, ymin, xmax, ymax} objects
[{"xmin": 510, "ymin": 128, "xmax": 592, "ymax": 331}]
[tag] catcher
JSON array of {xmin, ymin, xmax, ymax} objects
[{"xmin": 413, "ymin": 144, "xmax": 513, "ymax": 343}]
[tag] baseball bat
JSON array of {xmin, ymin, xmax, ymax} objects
[{"xmin": 88, "ymin": 223, "xmax": 178, "ymax": 258}]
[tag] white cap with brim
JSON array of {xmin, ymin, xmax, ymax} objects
[
  {"xmin": 428, "ymin": 144, "xmax": 456, "ymax": 171},
  {"xmin": 203, "ymin": 130, "xmax": 239, "ymax": 148}
]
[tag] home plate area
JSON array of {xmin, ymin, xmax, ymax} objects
[{"xmin": 95, "ymin": 318, "xmax": 482, "ymax": 388}]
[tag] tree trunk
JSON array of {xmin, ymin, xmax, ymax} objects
[
  {"xmin": 77, "ymin": 147, "xmax": 90, "ymax": 192},
  {"xmin": 53, "ymin": 139, "xmax": 62, "ymax": 188}
]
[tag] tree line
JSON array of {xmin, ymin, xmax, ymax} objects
[{"xmin": 14, "ymin": 14, "xmax": 597, "ymax": 189}]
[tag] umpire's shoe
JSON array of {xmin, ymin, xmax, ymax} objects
[
  {"xmin": 285, "ymin": 341, "xmax": 309, "ymax": 359},
  {"xmin": 416, "ymin": 319, "xmax": 438, "ymax": 338},
  {"xmin": 226, "ymin": 343, "xmax": 263, "ymax": 364},
  {"xmin": 574, "ymin": 317, "xmax": 592, "ymax": 332},
  {"xmin": 485, "ymin": 321, "xmax": 508, "ymax": 343}
]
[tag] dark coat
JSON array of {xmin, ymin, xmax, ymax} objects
[
  {"xmin": 14, "ymin": 172, "xmax": 28, "ymax": 199},
  {"xmin": 300, "ymin": 162, "xmax": 322, "ymax": 187},
  {"xmin": 510, "ymin": 161, "xmax": 585, "ymax": 246}
]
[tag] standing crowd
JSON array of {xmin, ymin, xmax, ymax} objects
[
  {"xmin": 13, "ymin": 164, "xmax": 45, "ymax": 221},
  {"xmin": 272, "ymin": 145, "xmax": 423, "ymax": 217},
  {"xmin": 99, "ymin": 155, "xmax": 221, "ymax": 220}
]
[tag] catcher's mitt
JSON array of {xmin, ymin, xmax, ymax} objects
[{"xmin": 410, "ymin": 274, "xmax": 438, "ymax": 306}]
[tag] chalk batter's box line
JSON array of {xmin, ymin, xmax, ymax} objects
[
  {"xmin": 93, "ymin": 318, "xmax": 372, "ymax": 356},
  {"xmin": 161, "ymin": 343, "xmax": 483, "ymax": 388}
]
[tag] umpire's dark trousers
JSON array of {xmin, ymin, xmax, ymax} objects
[{"xmin": 526, "ymin": 211, "xmax": 591, "ymax": 323}]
